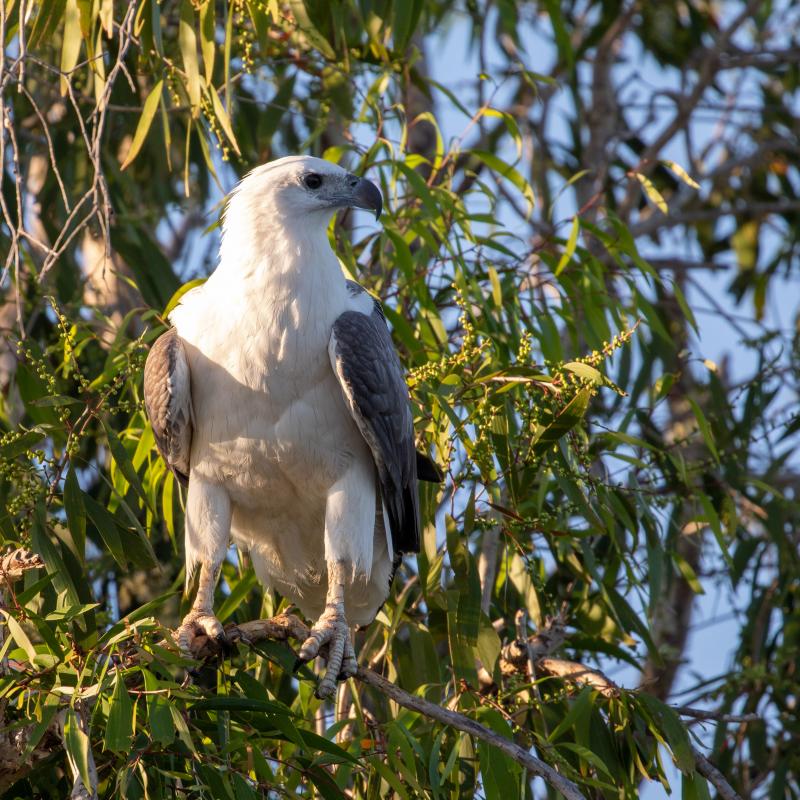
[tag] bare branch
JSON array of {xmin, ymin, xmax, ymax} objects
[
  {"xmin": 694, "ymin": 749, "xmax": 743, "ymax": 800},
  {"xmin": 675, "ymin": 706, "xmax": 762, "ymax": 725}
]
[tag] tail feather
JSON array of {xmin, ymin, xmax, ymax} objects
[{"xmin": 416, "ymin": 450, "xmax": 444, "ymax": 483}]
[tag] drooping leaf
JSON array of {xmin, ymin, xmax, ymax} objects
[
  {"xmin": 120, "ymin": 80, "xmax": 164, "ymax": 170},
  {"xmin": 104, "ymin": 671, "xmax": 135, "ymax": 752}
]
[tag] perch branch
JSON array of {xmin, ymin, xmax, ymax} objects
[{"xmin": 183, "ymin": 613, "xmax": 586, "ymax": 800}]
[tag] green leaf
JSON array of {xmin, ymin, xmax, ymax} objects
[
  {"xmin": 532, "ymin": 388, "xmax": 591, "ymax": 451},
  {"xmin": 0, "ymin": 429, "xmax": 46, "ymax": 459},
  {"xmin": 683, "ymin": 771, "xmax": 712, "ymax": 800},
  {"xmin": 471, "ymin": 149, "xmax": 535, "ymax": 211},
  {"xmin": 261, "ymin": 74, "xmax": 297, "ymax": 141},
  {"xmin": 548, "ymin": 685, "xmax": 596, "ymax": 741},
  {"xmin": 98, "ymin": 590, "xmax": 177, "ymax": 646},
  {"xmin": 22, "ymin": 694, "xmax": 60, "ymax": 759},
  {"xmin": 543, "ymin": 0, "xmax": 574, "ymax": 68},
  {"xmin": 638, "ymin": 693, "xmax": 695, "ymax": 773},
  {"xmin": 0, "ymin": 609, "xmax": 37, "ymax": 663},
  {"xmin": 200, "ymin": 0, "xmax": 215, "ymax": 83},
  {"xmin": 476, "ymin": 614, "xmax": 501, "ymax": 674},
  {"xmin": 671, "ymin": 279, "xmax": 699, "ymax": 333},
  {"xmin": 216, "ymin": 569, "xmax": 259, "ymax": 622},
  {"xmin": 557, "ymin": 741, "xmax": 616, "ymax": 781},
  {"xmin": 208, "ymin": 84, "xmax": 241, "ymax": 155},
  {"xmin": 142, "ymin": 669, "xmax": 174, "ymax": 746},
  {"xmin": 179, "ymin": 0, "xmax": 202, "ymax": 110},
  {"xmin": 391, "ymin": 0, "xmax": 423, "ymax": 50},
  {"xmin": 163, "ymin": 277, "xmax": 207, "ymax": 317},
  {"xmin": 697, "ymin": 492, "xmax": 732, "ymax": 567},
  {"xmin": 673, "ymin": 552, "xmax": 704, "ymax": 594},
  {"xmin": 190, "ymin": 696, "xmax": 293, "ymax": 716},
  {"xmin": 84, "ymin": 495, "xmax": 126, "ymax": 569},
  {"xmin": 103, "ymin": 422, "xmax": 148, "ymax": 505},
  {"xmin": 60, "ymin": 0, "xmax": 82, "ymax": 95},
  {"xmin": 30, "ymin": 394, "xmax": 83, "ymax": 407},
  {"xmin": 476, "ymin": 709, "xmax": 522, "ymax": 798},
  {"xmin": 31, "ymin": 507, "xmax": 81, "ymax": 608},
  {"xmin": 487, "ymin": 266, "xmax": 502, "ymax": 307},
  {"xmin": 732, "ymin": 219, "xmax": 759, "ymax": 274},
  {"xmin": 563, "ymin": 361, "xmax": 603, "ymax": 385},
  {"xmin": 120, "ymin": 80, "xmax": 163, "ymax": 170},
  {"xmin": 28, "ymin": 0, "xmax": 68, "ymax": 50},
  {"xmin": 170, "ymin": 705, "xmax": 197, "ymax": 754},
  {"xmin": 602, "ymin": 585, "xmax": 659, "ymax": 657},
  {"xmin": 288, "ymin": 0, "xmax": 336, "ymax": 59},
  {"xmin": 687, "ymin": 397, "xmax": 719, "ymax": 465},
  {"xmin": 64, "ymin": 709, "xmax": 92, "ymax": 792},
  {"xmin": 555, "ymin": 216, "xmax": 580, "ymax": 275},
  {"xmin": 104, "ymin": 671, "xmax": 135, "ymax": 752}
]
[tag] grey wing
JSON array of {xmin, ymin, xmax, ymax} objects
[
  {"xmin": 329, "ymin": 305, "xmax": 420, "ymax": 554},
  {"xmin": 143, "ymin": 328, "xmax": 193, "ymax": 486}
]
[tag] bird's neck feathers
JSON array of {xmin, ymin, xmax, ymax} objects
[{"xmin": 216, "ymin": 191, "xmax": 339, "ymax": 287}]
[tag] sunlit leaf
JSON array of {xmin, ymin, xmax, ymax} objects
[
  {"xmin": 634, "ymin": 172, "xmax": 669, "ymax": 214},
  {"xmin": 120, "ymin": 80, "xmax": 164, "ymax": 171}
]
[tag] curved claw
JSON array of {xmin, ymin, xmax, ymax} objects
[
  {"xmin": 297, "ymin": 612, "xmax": 356, "ymax": 699},
  {"xmin": 175, "ymin": 611, "xmax": 226, "ymax": 656}
]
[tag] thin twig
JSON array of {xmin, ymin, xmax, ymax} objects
[
  {"xmin": 675, "ymin": 705, "xmax": 761, "ymax": 725},
  {"xmin": 694, "ymin": 749, "xmax": 743, "ymax": 800}
]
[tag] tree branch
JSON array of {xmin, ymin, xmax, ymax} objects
[
  {"xmin": 694, "ymin": 749, "xmax": 743, "ymax": 800},
  {"xmin": 358, "ymin": 665, "xmax": 586, "ymax": 800},
  {"xmin": 186, "ymin": 614, "xmax": 586, "ymax": 800},
  {"xmin": 676, "ymin": 706, "xmax": 761, "ymax": 725}
]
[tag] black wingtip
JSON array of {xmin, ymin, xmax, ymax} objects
[{"xmin": 416, "ymin": 450, "xmax": 444, "ymax": 482}]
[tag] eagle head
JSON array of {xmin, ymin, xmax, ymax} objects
[{"xmin": 231, "ymin": 155, "xmax": 383, "ymax": 223}]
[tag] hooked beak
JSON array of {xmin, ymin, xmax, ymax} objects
[{"xmin": 350, "ymin": 176, "xmax": 383, "ymax": 220}]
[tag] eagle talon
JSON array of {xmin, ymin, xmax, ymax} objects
[
  {"xmin": 175, "ymin": 610, "xmax": 226, "ymax": 656},
  {"xmin": 298, "ymin": 610, "xmax": 356, "ymax": 700}
]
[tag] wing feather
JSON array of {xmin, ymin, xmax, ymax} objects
[
  {"xmin": 143, "ymin": 328, "xmax": 193, "ymax": 485},
  {"xmin": 329, "ymin": 304, "xmax": 420, "ymax": 554}
]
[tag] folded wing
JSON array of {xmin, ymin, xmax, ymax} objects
[
  {"xmin": 143, "ymin": 328, "xmax": 193, "ymax": 485},
  {"xmin": 329, "ymin": 301, "xmax": 421, "ymax": 554}
]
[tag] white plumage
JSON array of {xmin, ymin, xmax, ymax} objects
[{"xmin": 144, "ymin": 156, "xmax": 437, "ymax": 698}]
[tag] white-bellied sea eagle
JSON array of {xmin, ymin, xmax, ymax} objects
[{"xmin": 143, "ymin": 156, "xmax": 441, "ymax": 698}]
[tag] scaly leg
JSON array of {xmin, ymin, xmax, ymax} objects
[
  {"xmin": 297, "ymin": 560, "xmax": 358, "ymax": 699},
  {"xmin": 174, "ymin": 478, "xmax": 230, "ymax": 655},
  {"xmin": 175, "ymin": 560, "xmax": 226, "ymax": 653}
]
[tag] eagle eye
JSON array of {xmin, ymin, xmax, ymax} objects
[{"xmin": 304, "ymin": 173, "xmax": 323, "ymax": 190}]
